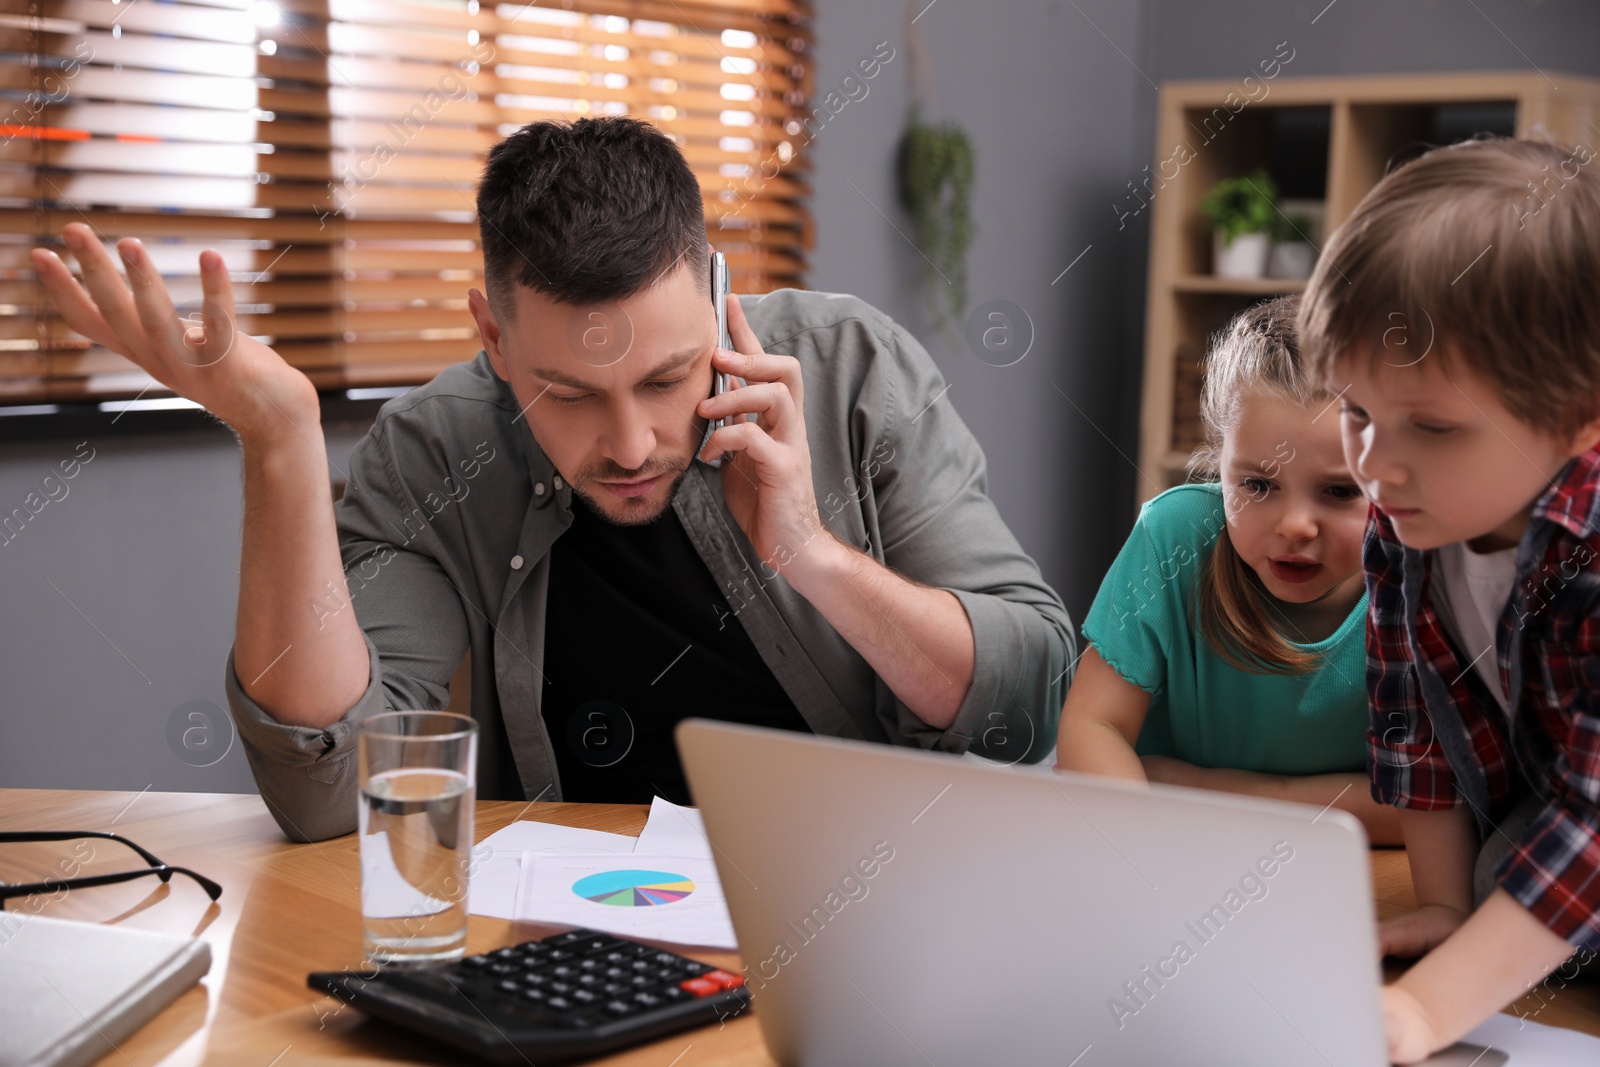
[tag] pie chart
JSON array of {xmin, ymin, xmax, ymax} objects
[{"xmin": 572, "ymin": 869, "xmax": 696, "ymax": 907}]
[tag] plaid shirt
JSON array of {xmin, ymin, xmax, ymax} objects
[{"xmin": 1366, "ymin": 444, "xmax": 1600, "ymax": 951}]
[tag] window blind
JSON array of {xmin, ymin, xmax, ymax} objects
[{"xmin": 0, "ymin": 0, "xmax": 813, "ymax": 402}]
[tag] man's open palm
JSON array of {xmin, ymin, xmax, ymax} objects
[{"xmin": 31, "ymin": 222, "xmax": 320, "ymax": 443}]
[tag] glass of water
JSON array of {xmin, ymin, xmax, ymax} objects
[{"xmin": 357, "ymin": 710, "xmax": 478, "ymax": 964}]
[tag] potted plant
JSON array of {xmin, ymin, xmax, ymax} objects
[
  {"xmin": 1201, "ymin": 170, "xmax": 1276, "ymax": 279},
  {"xmin": 1267, "ymin": 210, "xmax": 1317, "ymax": 280}
]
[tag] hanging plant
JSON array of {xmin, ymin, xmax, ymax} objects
[{"xmin": 896, "ymin": 105, "xmax": 974, "ymax": 332}]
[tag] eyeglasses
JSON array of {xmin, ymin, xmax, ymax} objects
[{"xmin": 0, "ymin": 830, "xmax": 223, "ymax": 909}]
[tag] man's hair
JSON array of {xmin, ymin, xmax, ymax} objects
[
  {"xmin": 476, "ymin": 117, "xmax": 709, "ymax": 318},
  {"xmin": 1188, "ymin": 295, "xmax": 1327, "ymax": 676},
  {"xmin": 1299, "ymin": 136, "xmax": 1600, "ymax": 442}
]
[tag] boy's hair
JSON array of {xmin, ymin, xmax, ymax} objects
[
  {"xmin": 1299, "ymin": 136, "xmax": 1600, "ymax": 443},
  {"xmin": 1190, "ymin": 295, "xmax": 1324, "ymax": 674},
  {"xmin": 476, "ymin": 117, "xmax": 709, "ymax": 320}
]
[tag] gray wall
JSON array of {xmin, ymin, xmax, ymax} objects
[
  {"xmin": 1144, "ymin": 0, "xmax": 1600, "ymax": 82},
  {"xmin": 806, "ymin": 0, "xmax": 1148, "ymax": 632},
  {"xmin": 4, "ymin": 0, "xmax": 1597, "ymax": 793},
  {"xmin": 0, "ymin": 423, "xmax": 367, "ymax": 793},
  {"xmin": 0, "ymin": 430, "xmax": 248, "ymax": 794}
]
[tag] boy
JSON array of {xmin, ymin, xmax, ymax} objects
[{"xmin": 1300, "ymin": 137, "xmax": 1600, "ymax": 1062}]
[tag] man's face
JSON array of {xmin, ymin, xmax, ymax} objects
[
  {"xmin": 474, "ymin": 261, "xmax": 715, "ymax": 525},
  {"xmin": 1331, "ymin": 346, "xmax": 1579, "ymax": 552},
  {"xmin": 1220, "ymin": 386, "xmax": 1368, "ymax": 610}
]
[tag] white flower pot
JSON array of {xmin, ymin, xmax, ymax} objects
[
  {"xmin": 1212, "ymin": 230, "xmax": 1270, "ymax": 279},
  {"xmin": 1268, "ymin": 240, "xmax": 1316, "ymax": 280}
]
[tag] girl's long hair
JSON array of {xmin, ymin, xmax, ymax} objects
[{"xmin": 1186, "ymin": 295, "xmax": 1325, "ymax": 675}]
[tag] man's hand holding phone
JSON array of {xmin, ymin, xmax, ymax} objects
[
  {"xmin": 696, "ymin": 295, "xmax": 840, "ymax": 585},
  {"xmin": 30, "ymin": 222, "xmax": 321, "ymax": 445},
  {"xmin": 695, "ymin": 288, "xmax": 975, "ymax": 729}
]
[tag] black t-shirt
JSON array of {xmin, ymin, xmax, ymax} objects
[{"xmin": 540, "ymin": 491, "xmax": 812, "ymax": 804}]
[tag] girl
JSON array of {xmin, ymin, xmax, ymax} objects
[{"xmin": 1056, "ymin": 296, "xmax": 1399, "ymax": 843}]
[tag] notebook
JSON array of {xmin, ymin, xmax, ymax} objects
[{"xmin": 0, "ymin": 911, "xmax": 212, "ymax": 1067}]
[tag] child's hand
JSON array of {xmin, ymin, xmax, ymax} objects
[
  {"xmin": 1378, "ymin": 904, "xmax": 1469, "ymax": 958},
  {"xmin": 1382, "ymin": 985, "xmax": 1444, "ymax": 1063}
]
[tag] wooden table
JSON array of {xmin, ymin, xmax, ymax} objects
[{"xmin": 2, "ymin": 789, "xmax": 1596, "ymax": 1066}]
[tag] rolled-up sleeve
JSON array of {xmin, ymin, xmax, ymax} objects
[
  {"xmin": 224, "ymin": 634, "xmax": 384, "ymax": 842},
  {"xmin": 1496, "ymin": 792, "xmax": 1600, "ymax": 951},
  {"xmin": 1493, "ymin": 602, "xmax": 1600, "ymax": 951},
  {"xmin": 224, "ymin": 413, "xmax": 470, "ymax": 841},
  {"xmin": 867, "ymin": 323, "xmax": 1074, "ymax": 764}
]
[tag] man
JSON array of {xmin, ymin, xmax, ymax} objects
[{"xmin": 32, "ymin": 118, "xmax": 1073, "ymax": 842}]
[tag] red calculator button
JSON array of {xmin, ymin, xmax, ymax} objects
[
  {"xmin": 680, "ymin": 977, "xmax": 720, "ymax": 998},
  {"xmin": 704, "ymin": 970, "xmax": 745, "ymax": 990}
]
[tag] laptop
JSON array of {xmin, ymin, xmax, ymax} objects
[{"xmin": 676, "ymin": 719, "xmax": 1506, "ymax": 1067}]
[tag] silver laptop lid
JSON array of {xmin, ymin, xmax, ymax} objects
[{"xmin": 677, "ymin": 718, "xmax": 1390, "ymax": 1067}]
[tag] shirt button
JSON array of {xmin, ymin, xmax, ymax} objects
[
  {"xmin": 534, "ymin": 482, "xmax": 546, "ymax": 496},
  {"xmin": 553, "ymin": 476, "xmax": 564, "ymax": 490},
  {"xmin": 511, "ymin": 555, "xmax": 524, "ymax": 570}
]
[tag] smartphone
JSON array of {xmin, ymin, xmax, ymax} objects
[{"xmin": 708, "ymin": 249, "xmax": 733, "ymax": 437}]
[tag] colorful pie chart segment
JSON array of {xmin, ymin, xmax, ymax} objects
[{"xmin": 572, "ymin": 869, "xmax": 696, "ymax": 907}]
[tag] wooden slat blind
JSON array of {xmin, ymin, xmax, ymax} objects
[{"xmin": 0, "ymin": 0, "xmax": 813, "ymax": 402}]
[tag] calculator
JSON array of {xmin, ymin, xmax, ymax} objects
[{"xmin": 307, "ymin": 928, "xmax": 752, "ymax": 1065}]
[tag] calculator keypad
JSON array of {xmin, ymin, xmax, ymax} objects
[{"xmin": 444, "ymin": 929, "xmax": 744, "ymax": 1030}]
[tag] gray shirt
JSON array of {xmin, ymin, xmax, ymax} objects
[{"xmin": 225, "ymin": 290, "xmax": 1075, "ymax": 841}]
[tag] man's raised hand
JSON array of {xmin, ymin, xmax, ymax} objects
[{"xmin": 30, "ymin": 222, "xmax": 321, "ymax": 444}]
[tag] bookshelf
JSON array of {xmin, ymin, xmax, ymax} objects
[{"xmin": 1136, "ymin": 72, "xmax": 1600, "ymax": 504}]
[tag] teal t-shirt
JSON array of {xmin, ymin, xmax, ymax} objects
[{"xmin": 1081, "ymin": 483, "xmax": 1368, "ymax": 775}]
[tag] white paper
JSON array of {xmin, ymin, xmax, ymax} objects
[
  {"xmin": 465, "ymin": 847, "xmax": 528, "ymax": 920},
  {"xmin": 479, "ymin": 817, "xmax": 640, "ymax": 857},
  {"xmin": 514, "ymin": 853, "xmax": 737, "ymax": 949},
  {"xmin": 468, "ymin": 819, "xmax": 638, "ymax": 919},
  {"xmin": 1455, "ymin": 1011, "xmax": 1600, "ymax": 1064},
  {"xmin": 633, "ymin": 796, "xmax": 715, "ymax": 861}
]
